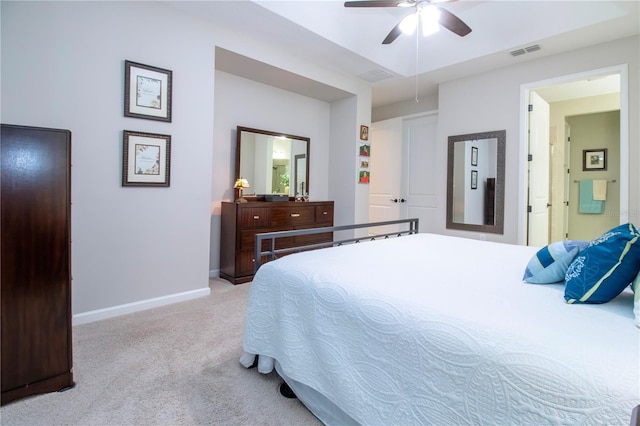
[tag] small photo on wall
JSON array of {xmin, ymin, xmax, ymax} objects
[
  {"xmin": 359, "ymin": 144, "xmax": 370, "ymax": 157},
  {"xmin": 360, "ymin": 160, "xmax": 369, "ymax": 168},
  {"xmin": 359, "ymin": 170, "xmax": 370, "ymax": 184},
  {"xmin": 360, "ymin": 125, "xmax": 369, "ymax": 141}
]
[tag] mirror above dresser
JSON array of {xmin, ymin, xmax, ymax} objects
[
  {"xmin": 221, "ymin": 126, "xmax": 332, "ymax": 284},
  {"xmin": 236, "ymin": 126, "xmax": 310, "ymax": 199}
]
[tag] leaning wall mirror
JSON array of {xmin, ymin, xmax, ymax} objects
[
  {"xmin": 236, "ymin": 126, "xmax": 310, "ymax": 198},
  {"xmin": 446, "ymin": 129, "xmax": 505, "ymax": 234}
]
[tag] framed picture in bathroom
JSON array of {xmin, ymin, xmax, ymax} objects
[{"xmin": 583, "ymin": 148, "xmax": 607, "ymax": 171}]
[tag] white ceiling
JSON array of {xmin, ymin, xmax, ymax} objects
[{"xmin": 166, "ymin": 0, "xmax": 639, "ymax": 108}]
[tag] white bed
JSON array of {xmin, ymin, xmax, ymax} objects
[{"xmin": 240, "ymin": 233, "xmax": 639, "ymax": 425}]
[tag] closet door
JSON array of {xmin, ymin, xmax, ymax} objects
[
  {"xmin": 401, "ymin": 114, "xmax": 438, "ymax": 233},
  {"xmin": 370, "ymin": 114, "xmax": 438, "ymax": 234},
  {"xmin": 1, "ymin": 124, "xmax": 74, "ymax": 404},
  {"xmin": 369, "ymin": 117, "xmax": 403, "ymax": 233}
]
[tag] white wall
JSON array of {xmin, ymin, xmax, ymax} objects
[
  {"xmin": 1, "ymin": 1, "xmax": 216, "ymax": 321},
  {"xmin": 379, "ymin": 36, "xmax": 639, "ymax": 244},
  {"xmin": 2, "ymin": 1, "xmax": 371, "ymax": 322},
  {"xmin": 439, "ymin": 36, "xmax": 639, "ymax": 244},
  {"xmin": 211, "ymin": 70, "xmax": 333, "ymax": 274},
  {"xmin": 373, "ymin": 93, "xmax": 439, "ymax": 123}
]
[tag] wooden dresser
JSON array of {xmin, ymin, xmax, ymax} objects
[
  {"xmin": 1, "ymin": 124, "xmax": 74, "ymax": 404},
  {"xmin": 220, "ymin": 201, "xmax": 334, "ymax": 284}
]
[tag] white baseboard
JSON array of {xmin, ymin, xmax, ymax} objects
[
  {"xmin": 209, "ymin": 268, "xmax": 220, "ymax": 278},
  {"xmin": 72, "ymin": 287, "xmax": 211, "ymax": 326}
]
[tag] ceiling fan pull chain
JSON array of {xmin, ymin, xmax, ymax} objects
[{"xmin": 414, "ymin": 16, "xmax": 419, "ymax": 103}]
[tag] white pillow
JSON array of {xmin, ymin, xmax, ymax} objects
[{"xmin": 632, "ymin": 270, "xmax": 640, "ymax": 328}]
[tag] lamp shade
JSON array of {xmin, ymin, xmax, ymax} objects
[{"xmin": 234, "ymin": 178, "xmax": 250, "ymax": 189}]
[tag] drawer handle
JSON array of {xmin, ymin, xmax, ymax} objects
[
  {"xmin": 291, "ymin": 213, "xmax": 301, "ymax": 218},
  {"xmin": 322, "ymin": 211, "xmax": 328, "ymax": 215},
  {"xmin": 253, "ymin": 216, "xmax": 260, "ymax": 219}
]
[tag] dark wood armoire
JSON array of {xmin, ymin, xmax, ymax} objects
[{"xmin": 1, "ymin": 124, "xmax": 74, "ymax": 405}]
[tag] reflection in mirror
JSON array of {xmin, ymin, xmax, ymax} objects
[
  {"xmin": 294, "ymin": 154, "xmax": 307, "ymax": 195},
  {"xmin": 446, "ymin": 130, "xmax": 505, "ymax": 234},
  {"xmin": 236, "ymin": 127, "xmax": 310, "ymax": 199}
]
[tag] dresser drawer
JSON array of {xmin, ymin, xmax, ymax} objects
[
  {"xmin": 316, "ymin": 205, "xmax": 333, "ymax": 224},
  {"xmin": 272, "ymin": 205, "xmax": 316, "ymax": 226},
  {"xmin": 238, "ymin": 207, "xmax": 271, "ymax": 228},
  {"xmin": 220, "ymin": 200, "xmax": 334, "ymax": 284},
  {"xmin": 294, "ymin": 232, "xmax": 333, "ymax": 247},
  {"xmin": 239, "ymin": 228, "xmax": 292, "ymax": 251}
]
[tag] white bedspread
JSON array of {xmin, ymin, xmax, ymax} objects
[{"xmin": 241, "ymin": 233, "xmax": 639, "ymax": 425}]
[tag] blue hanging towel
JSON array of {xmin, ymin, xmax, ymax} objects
[{"xmin": 579, "ymin": 179, "xmax": 604, "ymax": 214}]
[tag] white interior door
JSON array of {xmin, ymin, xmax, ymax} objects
[
  {"xmin": 369, "ymin": 118, "xmax": 403, "ymax": 234},
  {"xmin": 370, "ymin": 115, "xmax": 438, "ymax": 235},
  {"xmin": 402, "ymin": 114, "xmax": 438, "ymax": 234},
  {"xmin": 563, "ymin": 123, "xmax": 571, "ymax": 240},
  {"xmin": 527, "ymin": 91, "xmax": 551, "ymax": 246}
]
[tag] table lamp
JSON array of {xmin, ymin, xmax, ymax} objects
[{"xmin": 234, "ymin": 178, "xmax": 250, "ymax": 203}]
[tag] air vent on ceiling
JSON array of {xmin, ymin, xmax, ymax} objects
[
  {"xmin": 525, "ymin": 44, "xmax": 541, "ymax": 53},
  {"xmin": 358, "ymin": 68, "xmax": 397, "ymax": 83},
  {"xmin": 510, "ymin": 44, "xmax": 541, "ymax": 57}
]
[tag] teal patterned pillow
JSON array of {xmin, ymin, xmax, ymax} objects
[
  {"xmin": 565, "ymin": 223, "xmax": 640, "ymax": 304},
  {"xmin": 523, "ymin": 240, "xmax": 589, "ymax": 283}
]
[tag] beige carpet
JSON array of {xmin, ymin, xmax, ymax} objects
[{"xmin": 0, "ymin": 278, "xmax": 321, "ymax": 426}]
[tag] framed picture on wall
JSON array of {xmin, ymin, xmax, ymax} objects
[
  {"xmin": 360, "ymin": 125, "xmax": 369, "ymax": 141},
  {"xmin": 582, "ymin": 148, "xmax": 607, "ymax": 171},
  {"xmin": 122, "ymin": 130, "xmax": 172, "ymax": 187},
  {"xmin": 471, "ymin": 170, "xmax": 478, "ymax": 189},
  {"xmin": 124, "ymin": 60, "xmax": 173, "ymax": 122},
  {"xmin": 471, "ymin": 146, "xmax": 478, "ymax": 166}
]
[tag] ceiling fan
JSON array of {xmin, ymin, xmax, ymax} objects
[{"xmin": 344, "ymin": 0, "xmax": 472, "ymax": 44}]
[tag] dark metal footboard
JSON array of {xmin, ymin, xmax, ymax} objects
[{"xmin": 254, "ymin": 218, "xmax": 419, "ymax": 273}]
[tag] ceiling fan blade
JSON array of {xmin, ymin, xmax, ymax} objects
[
  {"xmin": 344, "ymin": 1, "xmax": 403, "ymax": 7},
  {"xmin": 382, "ymin": 22, "xmax": 403, "ymax": 44},
  {"xmin": 437, "ymin": 7, "xmax": 471, "ymax": 37}
]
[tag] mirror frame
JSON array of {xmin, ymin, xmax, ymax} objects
[
  {"xmin": 235, "ymin": 126, "xmax": 310, "ymax": 200},
  {"xmin": 446, "ymin": 129, "xmax": 505, "ymax": 234}
]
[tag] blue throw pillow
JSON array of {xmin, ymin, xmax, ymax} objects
[
  {"xmin": 523, "ymin": 240, "xmax": 589, "ymax": 283},
  {"xmin": 565, "ymin": 223, "xmax": 640, "ymax": 304}
]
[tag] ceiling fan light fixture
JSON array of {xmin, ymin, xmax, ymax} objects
[
  {"xmin": 399, "ymin": 13, "xmax": 418, "ymax": 35},
  {"xmin": 421, "ymin": 5, "xmax": 441, "ymax": 36}
]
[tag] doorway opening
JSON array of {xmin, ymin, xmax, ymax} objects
[{"xmin": 519, "ymin": 65, "xmax": 629, "ymax": 245}]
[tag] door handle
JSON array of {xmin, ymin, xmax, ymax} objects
[
  {"xmin": 546, "ymin": 203, "xmax": 552, "ymax": 207},
  {"xmin": 390, "ymin": 198, "xmax": 398, "ymax": 203},
  {"xmin": 400, "ymin": 198, "xmax": 406, "ymax": 203}
]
